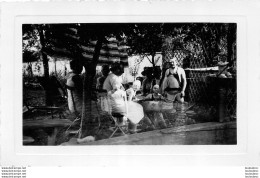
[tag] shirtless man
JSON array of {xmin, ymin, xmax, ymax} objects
[{"xmin": 162, "ymin": 57, "xmax": 187, "ymax": 103}]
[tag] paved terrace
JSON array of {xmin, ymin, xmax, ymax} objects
[{"xmin": 65, "ymin": 121, "xmax": 236, "ymax": 145}]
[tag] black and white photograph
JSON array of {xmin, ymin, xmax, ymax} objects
[
  {"xmin": 22, "ymin": 23, "xmax": 237, "ymax": 146},
  {"xmin": 1, "ymin": 1, "xmax": 260, "ymax": 170}
]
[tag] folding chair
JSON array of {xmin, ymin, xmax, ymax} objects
[
  {"xmin": 65, "ymin": 87, "xmax": 128, "ymax": 139},
  {"xmin": 109, "ymin": 113, "xmax": 128, "ymax": 138},
  {"xmin": 105, "ymin": 94, "xmax": 128, "ymax": 138},
  {"xmin": 65, "ymin": 85, "xmax": 81, "ymax": 136}
]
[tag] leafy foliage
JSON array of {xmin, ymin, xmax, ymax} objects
[
  {"xmin": 162, "ymin": 23, "xmax": 235, "ymax": 67},
  {"xmin": 126, "ymin": 24, "xmax": 163, "ymax": 56}
]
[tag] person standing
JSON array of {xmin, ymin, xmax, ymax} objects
[
  {"xmin": 96, "ymin": 64, "xmax": 110, "ymax": 91},
  {"xmin": 66, "ymin": 60, "xmax": 83, "ymax": 114},
  {"xmin": 141, "ymin": 67, "xmax": 154, "ymax": 96},
  {"xmin": 162, "ymin": 57, "xmax": 187, "ymax": 103}
]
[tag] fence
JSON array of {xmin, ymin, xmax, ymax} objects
[{"xmin": 163, "ymin": 48, "xmax": 237, "ymax": 119}]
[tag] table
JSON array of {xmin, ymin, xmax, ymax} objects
[{"xmin": 23, "ymin": 119, "xmax": 73, "ymax": 145}]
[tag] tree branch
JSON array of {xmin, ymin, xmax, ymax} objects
[{"xmin": 144, "ymin": 54, "xmax": 152, "ymax": 64}]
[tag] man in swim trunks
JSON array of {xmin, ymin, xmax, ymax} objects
[{"xmin": 162, "ymin": 57, "xmax": 187, "ymax": 103}]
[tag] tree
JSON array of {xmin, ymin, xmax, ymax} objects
[
  {"xmin": 23, "ymin": 25, "xmax": 52, "ymax": 77},
  {"xmin": 226, "ymin": 23, "xmax": 237, "ymax": 66},
  {"xmin": 161, "ymin": 23, "xmax": 231, "ymax": 68},
  {"xmin": 125, "ymin": 23, "xmax": 164, "ymax": 68},
  {"xmin": 183, "ymin": 23, "xmax": 230, "ymax": 67},
  {"xmin": 36, "ymin": 23, "xmax": 131, "ymax": 138},
  {"xmin": 23, "ymin": 24, "xmax": 56, "ymax": 105},
  {"xmin": 23, "ymin": 25, "xmax": 41, "ymax": 77},
  {"xmin": 22, "ymin": 50, "xmax": 39, "ymax": 77},
  {"xmin": 129, "ymin": 57, "xmax": 143, "ymax": 80}
]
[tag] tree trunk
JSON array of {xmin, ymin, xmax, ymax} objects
[
  {"xmin": 38, "ymin": 26, "xmax": 51, "ymax": 106},
  {"xmin": 151, "ymin": 53, "xmax": 157, "ymax": 86},
  {"xmin": 151, "ymin": 53, "xmax": 156, "ymax": 68},
  {"xmin": 54, "ymin": 58, "xmax": 57, "ymax": 76},
  {"xmin": 28, "ymin": 62, "xmax": 33, "ymax": 77},
  {"xmin": 38, "ymin": 27, "xmax": 49, "ymax": 79},
  {"xmin": 79, "ymin": 35, "xmax": 104, "ymax": 138},
  {"xmin": 42, "ymin": 53, "xmax": 49, "ymax": 79},
  {"xmin": 79, "ymin": 70, "xmax": 94, "ymax": 138}
]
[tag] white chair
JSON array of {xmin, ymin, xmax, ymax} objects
[{"xmin": 100, "ymin": 93, "xmax": 128, "ymax": 138}]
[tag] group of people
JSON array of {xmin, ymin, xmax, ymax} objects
[
  {"xmin": 139, "ymin": 57, "xmax": 187, "ymax": 103},
  {"xmin": 66, "ymin": 57, "xmax": 187, "ymax": 134}
]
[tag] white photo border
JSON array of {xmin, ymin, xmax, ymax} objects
[{"xmin": 1, "ymin": 1, "xmax": 260, "ymax": 166}]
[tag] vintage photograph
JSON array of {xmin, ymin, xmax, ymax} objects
[{"xmin": 22, "ymin": 23, "xmax": 237, "ymax": 146}]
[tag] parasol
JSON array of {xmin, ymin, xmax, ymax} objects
[
  {"xmin": 45, "ymin": 26, "xmax": 129, "ymax": 67},
  {"xmin": 80, "ymin": 37, "xmax": 128, "ymax": 67}
]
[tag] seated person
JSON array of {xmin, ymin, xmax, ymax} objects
[
  {"xmin": 108, "ymin": 82, "xmax": 140, "ymax": 133},
  {"xmin": 108, "ymin": 82, "xmax": 128, "ymax": 126},
  {"xmin": 145, "ymin": 84, "xmax": 165, "ymax": 101},
  {"xmin": 142, "ymin": 84, "xmax": 167, "ymax": 129},
  {"xmin": 103, "ymin": 62, "xmax": 124, "ymax": 92},
  {"xmin": 126, "ymin": 80, "xmax": 141, "ymax": 101},
  {"xmin": 66, "ymin": 60, "xmax": 83, "ymax": 115},
  {"xmin": 108, "ymin": 82, "xmax": 128, "ymax": 116}
]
